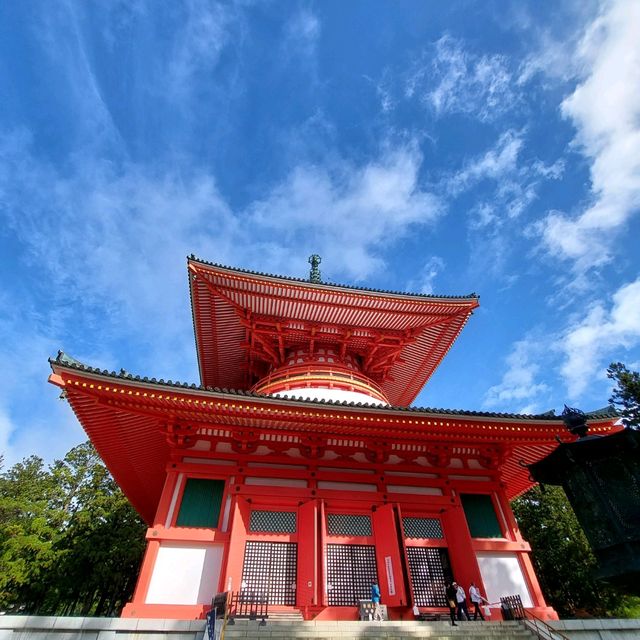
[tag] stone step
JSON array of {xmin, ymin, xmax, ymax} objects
[
  {"xmin": 223, "ymin": 637, "xmax": 532, "ymax": 640},
  {"xmin": 221, "ymin": 620, "xmax": 536, "ymax": 640}
]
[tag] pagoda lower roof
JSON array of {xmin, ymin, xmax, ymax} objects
[
  {"xmin": 188, "ymin": 257, "xmax": 479, "ymax": 407},
  {"xmin": 49, "ymin": 353, "xmax": 620, "ymax": 523}
]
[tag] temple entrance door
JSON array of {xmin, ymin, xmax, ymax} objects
[
  {"xmin": 241, "ymin": 541, "xmax": 297, "ymax": 605},
  {"xmin": 405, "ymin": 547, "xmax": 452, "ymax": 607},
  {"xmin": 326, "ymin": 543, "xmax": 378, "ymax": 606},
  {"xmin": 399, "ymin": 514, "xmax": 453, "ymax": 608}
]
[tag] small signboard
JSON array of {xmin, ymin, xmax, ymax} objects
[
  {"xmin": 358, "ymin": 599, "xmax": 388, "ymax": 621},
  {"xmin": 206, "ymin": 592, "xmax": 229, "ymax": 640}
]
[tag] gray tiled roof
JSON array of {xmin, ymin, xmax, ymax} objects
[
  {"xmin": 51, "ymin": 351, "xmax": 618, "ymax": 421},
  {"xmin": 187, "ymin": 255, "xmax": 479, "ymax": 300}
]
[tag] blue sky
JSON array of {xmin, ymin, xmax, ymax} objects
[{"xmin": 1, "ymin": 0, "xmax": 639, "ymax": 466}]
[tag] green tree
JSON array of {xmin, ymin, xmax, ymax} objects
[
  {"xmin": 0, "ymin": 443, "xmax": 146, "ymax": 616},
  {"xmin": 0, "ymin": 456, "xmax": 62, "ymax": 611},
  {"xmin": 512, "ymin": 485, "xmax": 618, "ymax": 617},
  {"xmin": 46, "ymin": 443, "xmax": 146, "ymax": 615},
  {"xmin": 607, "ymin": 362, "xmax": 640, "ymax": 428}
]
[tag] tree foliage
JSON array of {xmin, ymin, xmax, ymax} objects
[
  {"xmin": 512, "ymin": 485, "xmax": 617, "ymax": 617},
  {"xmin": 0, "ymin": 442, "xmax": 146, "ymax": 616},
  {"xmin": 607, "ymin": 362, "xmax": 640, "ymax": 428}
]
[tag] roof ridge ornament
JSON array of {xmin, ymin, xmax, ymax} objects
[
  {"xmin": 562, "ymin": 404, "xmax": 589, "ymax": 438},
  {"xmin": 308, "ymin": 254, "xmax": 322, "ymax": 283}
]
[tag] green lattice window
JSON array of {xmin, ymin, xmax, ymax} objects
[
  {"xmin": 461, "ymin": 494, "xmax": 503, "ymax": 538},
  {"xmin": 176, "ymin": 478, "xmax": 225, "ymax": 528}
]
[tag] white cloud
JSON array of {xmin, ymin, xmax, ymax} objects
[
  {"xmin": 364, "ymin": 71, "xmax": 395, "ymax": 114},
  {"xmin": 246, "ymin": 142, "xmax": 443, "ymax": 280},
  {"xmin": 560, "ymin": 277, "xmax": 640, "ymax": 398},
  {"xmin": 2, "ymin": 132, "xmax": 441, "ymax": 323},
  {"xmin": 283, "ymin": 8, "xmax": 320, "ymax": 54},
  {"xmin": 469, "ymin": 203, "xmax": 499, "ymax": 230},
  {"xmin": 407, "ymin": 35, "xmax": 518, "ymax": 122},
  {"xmin": 168, "ymin": 0, "xmax": 232, "ymax": 99},
  {"xmin": 449, "ymin": 130, "xmax": 524, "ymax": 195},
  {"xmin": 0, "ymin": 128, "xmax": 444, "ymax": 465},
  {"xmin": 447, "ymin": 130, "xmax": 563, "ymax": 233},
  {"xmin": 484, "ymin": 338, "xmax": 550, "ymax": 409},
  {"xmin": 1, "ymin": 133, "xmax": 237, "ymax": 345},
  {"xmin": 407, "ymin": 257, "xmax": 445, "ymax": 295},
  {"xmin": 0, "ymin": 293, "xmax": 87, "ymax": 466},
  {"xmin": 539, "ymin": 0, "xmax": 640, "ymax": 273}
]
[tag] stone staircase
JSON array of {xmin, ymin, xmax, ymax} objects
[
  {"xmin": 258, "ymin": 610, "xmax": 305, "ymax": 622},
  {"xmin": 221, "ymin": 619, "xmax": 536, "ymax": 640}
]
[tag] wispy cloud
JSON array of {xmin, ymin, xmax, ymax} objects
[
  {"xmin": 406, "ymin": 35, "xmax": 519, "ymax": 122},
  {"xmin": 484, "ymin": 337, "xmax": 550, "ymax": 412},
  {"xmin": 282, "ymin": 7, "xmax": 320, "ymax": 58},
  {"xmin": 0, "ymin": 127, "xmax": 443, "ymax": 462},
  {"xmin": 448, "ymin": 130, "xmax": 524, "ymax": 195},
  {"xmin": 168, "ymin": 0, "xmax": 232, "ymax": 100},
  {"xmin": 538, "ymin": 0, "xmax": 640, "ymax": 274},
  {"xmin": 407, "ymin": 257, "xmax": 445, "ymax": 295},
  {"xmin": 484, "ymin": 274, "xmax": 640, "ymax": 412},
  {"xmin": 448, "ymin": 130, "xmax": 563, "ymax": 209},
  {"xmin": 246, "ymin": 141, "xmax": 443, "ymax": 280},
  {"xmin": 559, "ymin": 277, "xmax": 640, "ymax": 399},
  {"xmin": 442, "ymin": 129, "xmax": 563, "ymax": 283}
]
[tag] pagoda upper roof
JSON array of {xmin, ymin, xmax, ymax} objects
[
  {"xmin": 187, "ymin": 256, "xmax": 480, "ymax": 407},
  {"xmin": 49, "ymin": 353, "xmax": 620, "ymax": 522}
]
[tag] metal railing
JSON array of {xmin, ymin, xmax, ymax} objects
[
  {"xmin": 500, "ymin": 595, "xmax": 570, "ymax": 640},
  {"xmin": 228, "ymin": 591, "xmax": 269, "ymax": 621},
  {"xmin": 207, "ymin": 591, "xmax": 269, "ymax": 640}
]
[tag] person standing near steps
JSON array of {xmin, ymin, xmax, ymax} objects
[
  {"xmin": 371, "ymin": 583, "xmax": 383, "ymax": 621},
  {"xmin": 469, "ymin": 582, "xmax": 488, "ymax": 620},
  {"xmin": 445, "ymin": 581, "xmax": 458, "ymax": 626},
  {"xmin": 454, "ymin": 582, "xmax": 470, "ymax": 621}
]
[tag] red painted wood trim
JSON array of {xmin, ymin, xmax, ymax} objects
[
  {"xmin": 297, "ymin": 499, "xmax": 318, "ymax": 608},
  {"xmin": 128, "ymin": 537, "xmax": 160, "ymax": 606},
  {"xmin": 373, "ymin": 503, "xmax": 406, "ymax": 607}
]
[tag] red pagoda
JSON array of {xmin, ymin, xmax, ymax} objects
[{"xmin": 48, "ymin": 255, "xmax": 619, "ymax": 621}]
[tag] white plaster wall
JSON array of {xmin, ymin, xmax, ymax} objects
[
  {"xmin": 244, "ymin": 477, "xmax": 308, "ymax": 488},
  {"xmin": 317, "ymin": 480, "xmax": 377, "ymax": 492},
  {"xmin": 145, "ymin": 543, "xmax": 223, "ymax": 605},
  {"xmin": 476, "ymin": 552, "xmax": 533, "ymax": 607},
  {"xmin": 386, "ymin": 485, "xmax": 442, "ymax": 495},
  {"xmin": 273, "ymin": 387, "xmax": 386, "ymax": 405}
]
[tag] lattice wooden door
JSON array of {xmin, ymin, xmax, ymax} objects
[
  {"xmin": 405, "ymin": 546, "xmax": 452, "ymax": 607},
  {"xmin": 241, "ymin": 541, "xmax": 297, "ymax": 605},
  {"xmin": 326, "ymin": 544, "xmax": 378, "ymax": 606}
]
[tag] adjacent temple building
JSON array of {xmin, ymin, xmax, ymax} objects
[{"xmin": 49, "ymin": 256, "xmax": 619, "ymax": 621}]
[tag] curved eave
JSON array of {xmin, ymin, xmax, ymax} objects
[
  {"xmin": 188, "ymin": 259, "xmax": 479, "ymax": 406},
  {"xmin": 188, "ymin": 255, "xmax": 480, "ymax": 301},
  {"xmin": 50, "ymin": 361, "xmax": 621, "ymax": 513}
]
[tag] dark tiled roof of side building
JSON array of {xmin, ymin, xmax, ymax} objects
[
  {"xmin": 187, "ymin": 255, "xmax": 480, "ymax": 301},
  {"xmin": 50, "ymin": 351, "xmax": 618, "ymax": 422}
]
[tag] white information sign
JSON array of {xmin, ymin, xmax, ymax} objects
[{"xmin": 384, "ymin": 556, "xmax": 396, "ymax": 596}]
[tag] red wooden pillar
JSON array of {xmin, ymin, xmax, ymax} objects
[
  {"xmin": 222, "ymin": 496, "xmax": 250, "ymax": 593},
  {"xmin": 122, "ymin": 537, "xmax": 161, "ymax": 615},
  {"xmin": 372, "ymin": 504, "xmax": 407, "ymax": 607},
  {"xmin": 297, "ymin": 499, "xmax": 318, "ymax": 614},
  {"xmin": 441, "ymin": 500, "xmax": 484, "ymax": 595},
  {"xmin": 319, "ymin": 500, "xmax": 328, "ymax": 607},
  {"xmin": 153, "ymin": 469, "xmax": 182, "ymax": 528}
]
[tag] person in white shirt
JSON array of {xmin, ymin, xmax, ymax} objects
[
  {"xmin": 454, "ymin": 582, "xmax": 469, "ymax": 620},
  {"xmin": 469, "ymin": 582, "xmax": 487, "ymax": 620}
]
